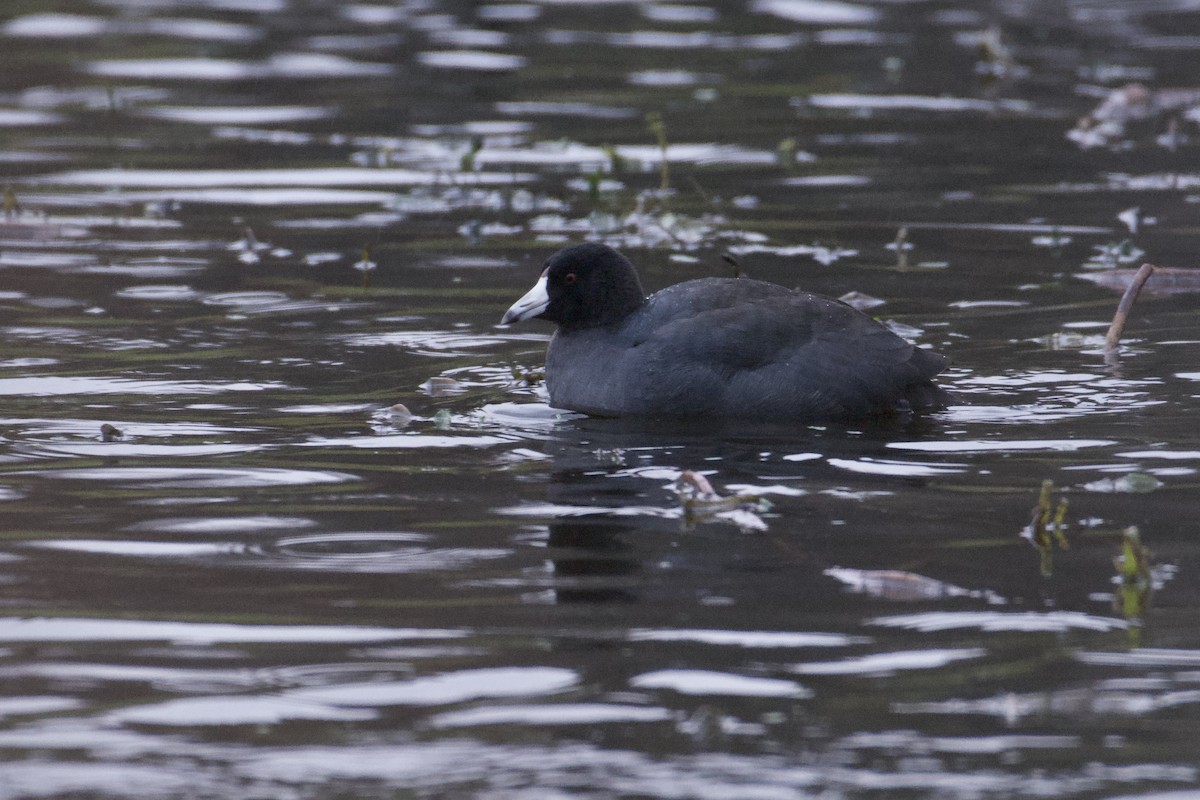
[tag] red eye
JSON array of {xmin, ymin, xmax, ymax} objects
[{"xmin": 564, "ymin": 273, "xmax": 577, "ymax": 285}]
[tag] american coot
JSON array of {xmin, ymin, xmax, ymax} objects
[{"xmin": 501, "ymin": 243, "xmax": 951, "ymax": 421}]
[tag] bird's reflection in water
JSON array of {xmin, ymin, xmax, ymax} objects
[
  {"xmin": 538, "ymin": 455, "xmax": 654, "ymax": 604},
  {"xmin": 547, "ymin": 518, "xmax": 640, "ymax": 604}
]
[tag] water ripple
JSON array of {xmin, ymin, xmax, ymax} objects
[
  {"xmin": 0, "ymin": 376, "xmax": 285, "ymax": 396},
  {"xmin": 0, "ymin": 617, "xmax": 464, "ymax": 644},
  {"xmin": 31, "ymin": 466, "xmax": 357, "ymax": 488},
  {"xmin": 292, "ymin": 666, "xmax": 578, "ymax": 707},
  {"xmin": 430, "ymin": 703, "xmax": 672, "ymax": 728}
]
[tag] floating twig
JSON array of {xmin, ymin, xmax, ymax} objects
[{"xmin": 1104, "ymin": 262, "xmax": 1157, "ymax": 351}]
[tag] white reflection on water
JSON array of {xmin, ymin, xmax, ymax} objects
[
  {"xmin": 86, "ymin": 53, "xmax": 392, "ymax": 80},
  {"xmin": 0, "ymin": 617, "xmax": 464, "ymax": 644},
  {"xmin": 896, "ymin": 686, "xmax": 1200, "ymax": 727},
  {"xmin": 551, "ymin": 29, "xmax": 805, "ymax": 51},
  {"xmin": 888, "ymin": 439, "xmax": 1116, "ymax": 453},
  {"xmin": 35, "ymin": 167, "xmax": 531, "ymax": 187},
  {"xmin": 1077, "ymin": 649, "xmax": 1200, "ymax": 667},
  {"xmin": 0, "ymin": 696, "xmax": 82, "ymax": 719},
  {"xmin": 752, "ymin": 0, "xmax": 879, "ymax": 24},
  {"xmin": 628, "ymin": 628, "xmax": 865, "ymax": 648},
  {"xmin": 1118, "ymin": 449, "xmax": 1200, "ymax": 460},
  {"xmin": 631, "ymin": 669, "xmax": 810, "ymax": 698},
  {"xmin": 0, "ymin": 109, "xmax": 64, "ymax": 126},
  {"xmin": 0, "ymin": 418, "xmax": 258, "ymax": 437},
  {"xmin": 114, "ymin": 285, "xmax": 204, "ymax": 301},
  {"xmin": 495, "ymin": 502, "xmax": 680, "ymax": 520},
  {"xmin": 871, "ymin": 611, "xmax": 1126, "ymax": 633},
  {"xmin": 628, "ymin": 70, "xmax": 717, "ymax": 87},
  {"xmin": 792, "ymin": 648, "xmax": 986, "ymax": 676},
  {"xmin": 65, "ymin": 188, "xmax": 400, "ymax": 205},
  {"xmin": 292, "ymin": 666, "xmax": 578, "ymax": 707},
  {"xmin": 337, "ymin": 329, "xmax": 547, "ymax": 357},
  {"xmin": 109, "ymin": 695, "xmax": 377, "ymax": 726},
  {"xmin": 2, "ymin": 12, "xmax": 261, "ymax": 41},
  {"xmin": 430, "ymin": 703, "xmax": 672, "ymax": 728},
  {"xmin": 0, "ymin": 251, "xmax": 96, "ymax": 267},
  {"xmin": 131, "ymin": 516, "xmax": 315, "ymax": 533},
  {"xmin": 30, "ymin": 442, "xmax": 261, "ymax": 458},
  {"xmin": 0, "ymin": 376, "xmax": 286, "ymax": 396},
  {"xmin": 261, "ymin": 532, "xmax": 511, "ymax": 574},
  {"xmin": 641, "ymin": 4, "xmax": 717, "ymax": 23},
  {"xmin": 460, "ymin": 141, "xmax": 777, "ymax": 170},
  {"xmin": 34, "ymin": 466, "xmax": 356, "ymax": 488},
  {"xmin": 826, "ymin": 457, "xmax": 969, "ymax": 477},
  {"xmin": 2, "ymin": 13, "xmax": 107, "ymax": 37},
  {"xmin": 304, "ymin": 433, "xmax": 518, "ymax": 450},
  {"xmin": 140, "ymin": 105, "xmax": 332, "ymax": 124},
  {"xmin": 804, "ymin": 93, "xmax": 1031, "ymax": 113},
  {"xmin": 495, "ymin": 100, "xmax": 638, "ymax": 119},
  {"xmin": 417, "ymin": 50, "xmax": 527, "ymax": 71},
  {"xmin": 27, "ymin": 540, "xmax": 243, "ymax": 557},
  {"xmin": 0, "ymin": 762, "xmax": 195, "ymax": 799}
]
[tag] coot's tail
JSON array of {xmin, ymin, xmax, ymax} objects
[{"xmin": 903, "ymin": 348, "xmax": 953, "ymax": 413}]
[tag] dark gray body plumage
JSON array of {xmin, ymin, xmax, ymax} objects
[{"xmin": 545, "ymin": 276, "xmax": 947, "ymax": 421}]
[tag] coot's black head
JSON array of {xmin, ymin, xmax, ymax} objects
[{"xmin": 501, "ymin": 243, "xmax": 646, "ymax": 330}]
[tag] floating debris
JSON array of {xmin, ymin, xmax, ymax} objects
[
  {"xmin": 1031, "ymin": 229, "xmax": 1072, "ymax": 253},
  {"xmin": 386, "ymin": 403, "xmax": 413, "ymax": 427},
  {"xmin": 420, "ymin": 376, "xmax": 467, "ymax": 396},
  {"xmin": 509, "ymin": 365, "xmax": 544, "ymax": 386},
  {"xmin": 1081, "ymin": 472, "xmax": 1163, "ymax": 494},
  {"xmin": 727, "ymin": 242, "xmax": 857, "ymax": 266},
  {"xmin": 673, "ymin": 471, "xmax": 771, "ymax": 533},
  {"xmin": 99, "ymin": 423, "xmax": 123, "ymax": 442},
  {"xmin": 1082, "ymin": 239, "xmax": 1145, "ymax": 270},
  {"xmin": 1116, "ymin": 206, "xmax": 1151, "ymax": 235},
  {"xmin": 825, "ymin": 567, "xmax": 1004, "ymax": 605},
  {"xmin": 838, "ymin": 291, "xmax": 885, "ymax": 311},
  {"xmin": 229, "ymin": 226, "xmax": 268, "ymax": 264},
  {"xmin": 432, "ymin": 408, "xmax": 453, "ymax": 430},
  {"xmin": 1068, "ymin": 83, "xmax": 1200, "ymax": 149},
  {"xmin": 883, "ymin": 319, "xmax": 924, "ymax": 340}
]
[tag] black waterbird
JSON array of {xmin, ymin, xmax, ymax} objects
[{"xmin": 501, "ymin": 243, "xmax": 950, "ymax": 421}]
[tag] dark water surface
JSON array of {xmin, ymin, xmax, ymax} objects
[{"xmin": 3, "ymin": 1, "xmax": 1200, "ymax": 798}]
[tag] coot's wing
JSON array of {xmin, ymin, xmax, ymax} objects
[{"xmin": 622, "ymin": 280, "xmax": 944, "ymax": 419}]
